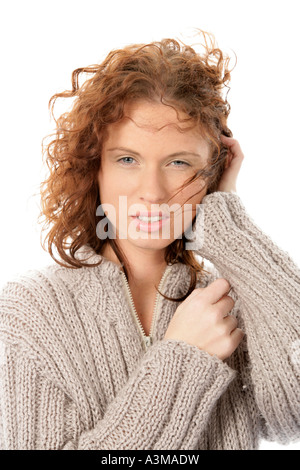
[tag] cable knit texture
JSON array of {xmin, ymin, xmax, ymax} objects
[{"xmin": 0, "ymin": 191, "xmax": 299, "ymax": 450}]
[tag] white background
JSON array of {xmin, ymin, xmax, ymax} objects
[{"xmin": 0, "ymin": 0, "xmax": 299, "ymax": 450}]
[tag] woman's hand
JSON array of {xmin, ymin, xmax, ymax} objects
[
  {"xmin": 217, "ymin": 135, "xmax": 245, "ymax": 193},
  {"xmin": 164, "ymin": 278, "xmax": 244, "ymax": 361}
]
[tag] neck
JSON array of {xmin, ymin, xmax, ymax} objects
[{"xmin": 101, "ymin": 242, "xmax": 168, "ymax": 289}]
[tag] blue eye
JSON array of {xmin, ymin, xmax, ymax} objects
[
  {"xmin": 117, "ymin": 157, "xmax": 135, "ymax": 165},
  {"xmin": 116, "ymin": 157, "xmax": 190, "ymax": 168},
  {"xmin": 170, "ymin": 160, "xmax": 190, "ymax": 167}
]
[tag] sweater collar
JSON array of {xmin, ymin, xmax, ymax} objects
[{"xmin": 74, "ymin": 244, "xmax": 193, "ymax": 293}]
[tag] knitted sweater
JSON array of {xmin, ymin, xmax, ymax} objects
[{"xmin": 0, "ymin": 191, "xmax": 299, "ymax": 450}]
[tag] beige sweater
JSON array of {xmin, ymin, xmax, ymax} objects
[{"xmin": 0, "ymin": 191, "xmax": 299, "ymax": 450}]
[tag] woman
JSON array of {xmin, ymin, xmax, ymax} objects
[{"xmin": 0, "ymin": 31, "xmax": 299, "ymax": 450}]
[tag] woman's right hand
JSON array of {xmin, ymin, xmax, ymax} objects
[{"xmin": 163, "ymin": 278, "xmax": 244, "ymax": 361}]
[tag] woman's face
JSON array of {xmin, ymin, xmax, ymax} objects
[{"xmin": 97, "ymin": 99, "xmax": 211, "ymax": 254}]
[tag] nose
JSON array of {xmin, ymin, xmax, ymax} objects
[{"xmin": 138, "ymin": 167, "xmax": 168, "ymax": 205}]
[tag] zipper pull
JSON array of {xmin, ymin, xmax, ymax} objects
[{"xmin": 144, "ymin": 336, "xmax": 153, "ymax": 348}]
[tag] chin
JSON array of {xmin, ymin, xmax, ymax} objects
[{"xmin": 130, "ymin": 237, "xmax": 173, "ymax": 249}]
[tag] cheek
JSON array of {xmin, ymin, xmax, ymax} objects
[
  {"xmin": 177, "ymin": 177, "xmax": 207, "ymax": 206},
  {"xmin": 98, "ymin": 167, "xmax": 129, "ymax": 202},
  {"xmin": 171, "ymin": 179, "xmax": 207, "ymax": 236}
]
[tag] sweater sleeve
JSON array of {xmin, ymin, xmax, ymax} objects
[
  {"xmin": 194, "ymin": 191, "xmax": 300, "ymax": 445},
  {"xmin": 0, "ymin": 289, "xmax": 236, "ymax": 449},
  {"xmin": 65, "ymin": 339, "xmax": 235, "ymax": 450}
]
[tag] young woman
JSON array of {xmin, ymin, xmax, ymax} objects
[{"xmin": 0, "ymin": 31, "xmax": 299, "ymax": 450}]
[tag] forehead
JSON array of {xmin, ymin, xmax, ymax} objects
[
  {"xmin": 123, "ymin": 100, "xmax": 190, "ymax": 130},
  {"xmin": 103, "ymin": 99, "xmax": 208, "ymax": 147},
  {"xmin": 121, "ymin": 99, "xmax": 200, "ymax": 133}
]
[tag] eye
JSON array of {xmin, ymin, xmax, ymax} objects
[
  {"xmin": 117, "ymin": 157, "xmax": 136, "ymax": 165},
  {"xmin": 116, "ymin": 157, "xmax": 191, "ymax": 168},
  {"xmin": 170, "ymin": 160, "xmax": 191, "ymax": 168}
]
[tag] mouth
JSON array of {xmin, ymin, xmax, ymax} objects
[{"xmin": 130, "ymin": 214, "xmax": 170, "ymax": 232}]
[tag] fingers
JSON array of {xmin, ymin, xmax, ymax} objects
[
  {"xmin": 223, "ymin": 313, "xmax": 238, "ymax": 333},
  {"xmin": 220, "ymin": 135, "xmax": 244, "ymax": 155},
  {"xmin": 196, "ymin": 278, "xmax": 231, "ymax": 304},
  {"xmin": 230, "ymin": 327, "xmax": 245, "ymax": 344},
  {"xmin": 220, "ymin": 135, "xmax": 245, "ymax": 167},
  {"xmin": 214, "ymin": 294, "xmax": 235, "ymax": 318}
]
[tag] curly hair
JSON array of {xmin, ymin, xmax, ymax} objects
[{"xmin": 38, "ymin": 28, "xmax": 236, "ymax": 302}]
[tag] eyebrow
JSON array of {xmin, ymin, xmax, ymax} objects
[{"xmin": 106, "ymin": 146, "xmax": 203, "ymax": 159}]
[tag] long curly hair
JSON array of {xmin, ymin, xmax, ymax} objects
[{"xmin": 38, "ymin": 28, "xmax": 236, "ymax": 302}]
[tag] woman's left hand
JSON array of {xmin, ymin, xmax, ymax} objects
[{"xmin": 217, "ymin": 135, "xmax": 245, "ymax": 193}]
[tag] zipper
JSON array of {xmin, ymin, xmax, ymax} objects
[{"xmin": 120, "ymin": 264, "xmax": 172, "ymax": 350}]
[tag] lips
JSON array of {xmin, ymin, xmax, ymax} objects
[{"xmin": 130, "ymin": 213, "xmax": 170, "ymax": 233}]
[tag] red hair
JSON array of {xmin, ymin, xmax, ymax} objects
[{"xmin": 38, "ymin": 29, "xmax": 235, "ymax": 301}]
